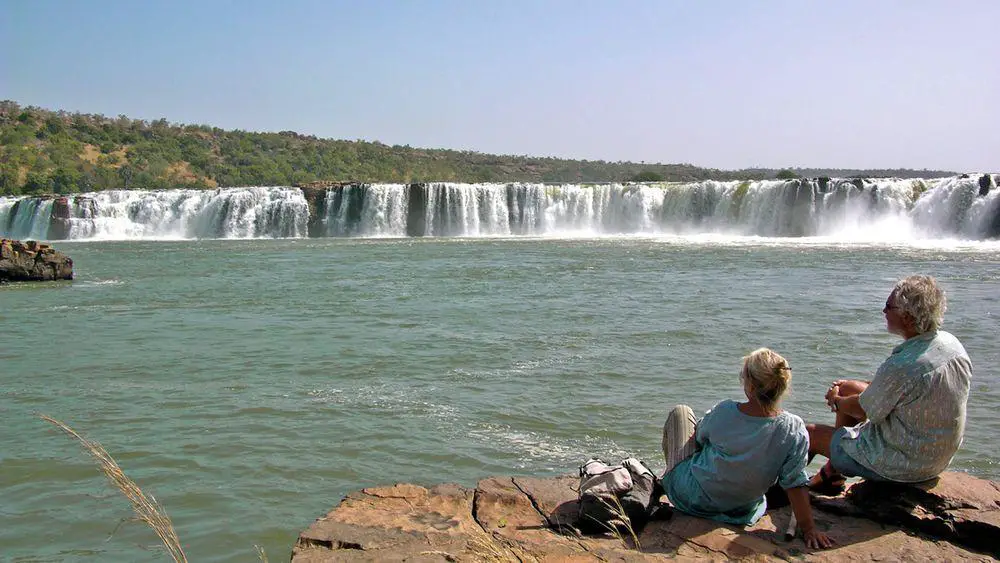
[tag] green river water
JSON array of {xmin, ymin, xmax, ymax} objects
[{"xmin": 1, "ymin": 237, "xmax": 998, "ymax": 561}]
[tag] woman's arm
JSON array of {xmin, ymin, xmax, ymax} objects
[
  {"xmin": 695, "ymin": 404, "xmax": 719, "ymax": 447},
  {"xmin": 786, "ymin": 487, "xmax": 835, "ymax": 549}
]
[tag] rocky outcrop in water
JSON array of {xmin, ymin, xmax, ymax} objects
[
  {"xmin": 292, "ymin": 471, "xmax": 999, "ymax": 561},
  {"xmin": 980, "ymin": 174, "xmax": 994, "ymax": 197},
  {"xmin": 0, "ymin": 239, "xmax": 73, "ymax": 282},
  {"xmin": 48, "ymin": 196, "xmax": 73, "ymax": 240},
  {"xmin": 299, "ymin": 185, "xmax": 332, "ymax": 237}
]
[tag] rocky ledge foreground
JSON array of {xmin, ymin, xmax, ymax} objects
[
  {"xmin": 0, "ymin": 239, "xmax": 73, "ymax": 282},
  {"xmin": 293, "ymin": 471, "xmax": 999, "ymax": 562}
]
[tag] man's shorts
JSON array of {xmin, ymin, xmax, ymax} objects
[{"xmin": 829, "ymin": 426, "xmax": 888, "ymax": 481}]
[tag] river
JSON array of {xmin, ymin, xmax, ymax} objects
[{"xmin": 1, "ymin": 181, "xmax": 998, "ymax": 561}]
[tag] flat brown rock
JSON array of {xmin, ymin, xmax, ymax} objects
[
  {"xmin": 293, "ymin": 472, "xmax": 999, "ymax": 561},
  {"xmin": 842, "ymin": 472, "xmax": 1000, "ymax": 556},
  {"xmin": 294, "ymin": 483, "xmax": 482, "ymax": 561}
]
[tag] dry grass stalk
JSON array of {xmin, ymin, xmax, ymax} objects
[
  {"xmin": 585, "ymin": 495, "xmax": 641, "ymax": 550},
  {"xmin": 418, "ymin": 550, "xmax": 458, "ymax": 561},
  {"xmin": 40, "ymin": 415, "xmax": 188, "ymax": 563},
  {"xmin": 467, "ymin": 532, "xmax": 537, "ymax": 563}
]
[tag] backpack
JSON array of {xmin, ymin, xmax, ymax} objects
[{"xmin": 575, "ymin": 457, "xmax": 663, "ymax": 535}]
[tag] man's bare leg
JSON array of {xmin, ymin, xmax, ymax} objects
[
  {"xmin": 832, "ymin": 379, "xmax": 869, "ymax": 427},
  {"xmin": 806, "ymin": 423, "xmax": 836, "ymax": 459},
  {"xmin": 807, "ymin": 379, "xmax": 869, "ymax": 491}
]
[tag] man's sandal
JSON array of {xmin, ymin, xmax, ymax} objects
[{"xmin": 809, "ymin": 465, "xmax": 847, "ymax": 496}]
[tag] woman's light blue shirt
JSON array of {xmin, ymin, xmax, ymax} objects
[{"xmin": 662, "ymin": 400, "xmax": 810, "ymax": 526}]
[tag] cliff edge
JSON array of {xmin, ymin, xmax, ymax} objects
[{"xmin": 293, "ymin": 471, "xmax": 999, "ymax": 561}]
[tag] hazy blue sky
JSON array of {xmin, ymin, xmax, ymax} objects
[{"xmin": 3, "ymin": 0, "xmax": 998, "ymax": 171}]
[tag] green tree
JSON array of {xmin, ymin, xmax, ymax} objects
[
  {"xmin": 93, "ymin": 164, "xmax": 120, "ymax": 190},
  {"xmin": 51, "ymin": 167, "xmax": 82, "ymax": 193},
  {"xmin": 40, "ymin": 116, "xmax": 66, "ymax": 138},
  {"xmin": 119, "ymin": 165, "xmax": 135, "ymax": 189},
  {"xmin": 0, "ymin": 102, "xmax": 960, "ymax": 191},
  {"xmin": 0, "ymin": 164, "xmax": 20, "ymax": 195},
  {"xmin": 630, "ymin": 170, "xmax": 665, "ymax": 182},
  {"xmin": 775, "ymin": 169, "xmax": 800, "ymax": 180},
  {"xmin": 24, "ymin": 170, "xmax": 51, "ymax": 194}
]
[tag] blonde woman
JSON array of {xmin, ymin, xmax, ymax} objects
[{"xmin": 661, "ymin": 348, "xmax": 833, "ymax": 549}]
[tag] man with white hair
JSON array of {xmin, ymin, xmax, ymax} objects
[{"xmin": 806, "ymin": 275, "xmax": 973, "ymax": 492}]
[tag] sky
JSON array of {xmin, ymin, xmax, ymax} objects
[{"xmin": 2, "ymin": 0, "xmax": 998, "ymax": 171}]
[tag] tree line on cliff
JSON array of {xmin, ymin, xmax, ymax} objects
[{"xmin": 0, "ymin": 101, "xmax": 957, "ymax": 196}]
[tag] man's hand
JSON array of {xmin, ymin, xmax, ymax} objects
[
  {"xmin": 824, "ymin": 381, "xmax": 869, "ymax": 421},
  {"xmin": 825, "ymin": 384, "xmax": 842, "ymax": 411}
]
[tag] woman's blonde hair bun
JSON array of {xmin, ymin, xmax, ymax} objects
[{"xmin": 742, "ymin": 347, "xmax": 792, "ymax": 410}]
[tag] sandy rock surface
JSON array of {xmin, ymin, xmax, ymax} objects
[{"xmin": 293, "ymin": 471, "xmax": 998, "ymax": 561}]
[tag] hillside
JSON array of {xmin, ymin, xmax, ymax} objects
[{"xmin": 0, "ymin": 101, "xmax": 958, "ymax": 195}]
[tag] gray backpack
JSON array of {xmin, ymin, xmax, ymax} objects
[{"xmin": 576, "ymin": 457, "xmax": 662, "ymax": 535}]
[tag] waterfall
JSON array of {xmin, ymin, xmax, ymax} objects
[
  {"xmin": 424, "ymin": 183, "xmax": 516, "ymax": 236},
  {"xmin": 0, "ymin": 188, "xmax": 309, "ymax": 240},
  {"xmin": 2, "ymin": 176, "xmax": 997, "ymax": 241},
  {"xmin": 1, "ymin": 197, "xmax": 53, "ymax": 240},
  {"xmin": 911, "ymin": 176, "xmax": 1000, "ymax": 239},
  {"xmin": 324, "ymin": 184, "xmax": 409, "ymax": 236}
]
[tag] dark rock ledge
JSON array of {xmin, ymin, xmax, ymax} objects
[
  {"xmin": 293, "ymin": 472, "xmax": 999, "ymax": 561},
  {"xmin": 0, "ymin": 239, "xmax": 73, "ymax": 282}
]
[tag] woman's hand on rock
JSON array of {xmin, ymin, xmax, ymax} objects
[{"xmin": 802, "ymin": 527, "xmax": 835, "ymax": 549}]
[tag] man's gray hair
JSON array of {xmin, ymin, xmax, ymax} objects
[{"xmin": 893, "ymin": 275, "xmax": 947, "ymax": 334}]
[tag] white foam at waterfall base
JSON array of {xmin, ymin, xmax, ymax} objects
[
  {"xmin": 818, "ymin": 214, "xmax": 918, "ymax": 243},
  {"xmin": 911, "ymin": 176, "xmax": 1000, "ymax": 239},
  {"xmin": 638, "ymin": 233, "xmax": 1000, "ymax": 252}
]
